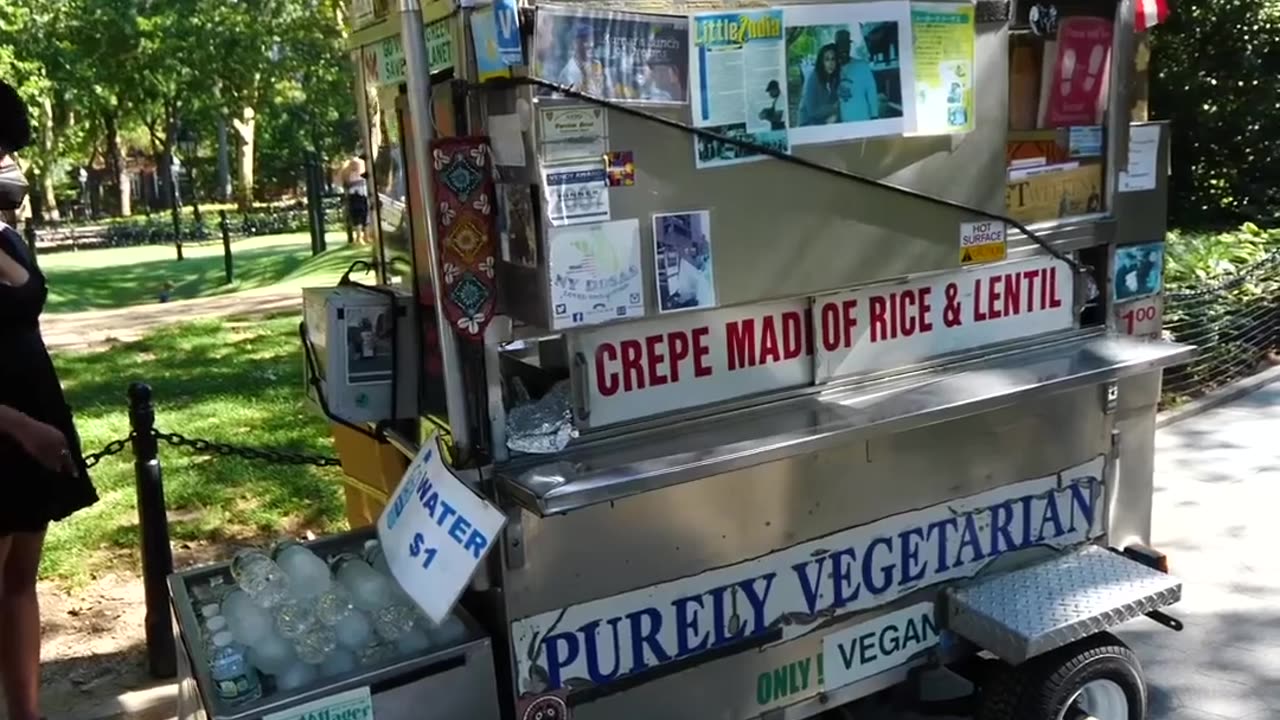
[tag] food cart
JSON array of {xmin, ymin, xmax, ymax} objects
[{"xmin": 170, "ymin": 0, "xmax": 1193, "ymax": 718}]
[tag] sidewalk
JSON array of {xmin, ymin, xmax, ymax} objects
[{"xmin": 1112, "ymin": 380, "xmax": 1280, "ymax": 719}]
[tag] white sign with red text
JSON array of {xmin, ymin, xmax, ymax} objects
[
  {"xmin": 573, "ymin": 257, "xmax": 1077, "ymax": 427},
  {"xmin": 575, "ymin": 298, "xmax": 812, "ymax": 427},
  {"xmin": 815, "ymin": 256, "xmax": 1075, "ymax": 381},
  {"xmin": 1116, "ymin": 295, "xmax": 1163, "ymax": 340}
]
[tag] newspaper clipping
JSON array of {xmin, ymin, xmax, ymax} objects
[{"xmin": 690, "ymin": 9, "xmax": 790, "ymax": 168}]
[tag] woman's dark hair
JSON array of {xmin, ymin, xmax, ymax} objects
[
  {"xmin": 765, "ymin": 80, "xmax": 781, "ymax": 97},
  {"xmin": 0, "ymin": 81, "xmax": 32, "ymax": 155},
  {"xmin": 815, "ymin": 44, "xmax": 840, "ymax": 89}
]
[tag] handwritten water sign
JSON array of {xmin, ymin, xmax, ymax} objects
[{"xmin": 379, "ymin": 433, "xmax": 506, "ymax": 624}]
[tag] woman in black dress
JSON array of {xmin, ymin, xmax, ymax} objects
[{"xmin": 0, "ymin": 81, "xmax": 98, "ymax": 720}]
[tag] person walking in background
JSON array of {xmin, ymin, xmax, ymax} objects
[
  {"xmin": 336, "ymin": 152, "xmax": 370, "ymax": 244},
  {"xmin": 0, "ymin": 79, "xmax": 99, "ymax": 720},
  {"xmin": 798, "ymin": 43, "xmax": 841, "ymax": 126},
  {"xmin": 835, "ymin": 29, "xmax": 880, "ymax": 122}
]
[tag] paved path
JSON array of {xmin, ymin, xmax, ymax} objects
[
  {"xmin": 1109, "ymin": 382, "xmax": 1280, "ymax": 720},
  {"xmin": 40, "ymin": 288, "xmax": 303, "ymax": 352}
]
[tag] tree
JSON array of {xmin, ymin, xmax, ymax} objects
[{"xmin": 1151, "ymin": 0, "xmax": 1280, "ymax": 228}]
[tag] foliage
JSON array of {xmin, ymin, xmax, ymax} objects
[
  {"xmin": 1161, "ymin": 225, "xmax": 1280, "ymax": 405},
  {"xmin": 1151, "ymin": 1, "xmax": 1280, "ymax": 229},
  {"xmin": 0, "ymin": 0, "xmax": 357, "ymax": 214}
]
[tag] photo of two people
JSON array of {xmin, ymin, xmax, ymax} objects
[{"xmin": 786, "ymin": 22, "xmax": 904, "ymax": 129}]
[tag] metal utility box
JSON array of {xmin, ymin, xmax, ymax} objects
[{"xmin": 302, "ymin": 286, "xmax": 420, "ymax": 424}]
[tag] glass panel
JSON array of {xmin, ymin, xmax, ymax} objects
[{"xmin": 1006, "ymin": 5, "xmax": 1113, "ymax": 225}]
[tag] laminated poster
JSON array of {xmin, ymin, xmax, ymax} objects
[
  {"xmin": 690, "ymin": 9, "xmax": 790, "ymax": 168},
  {"xmin": 1113, "ymin": 242, "xmax": 1165, "ymax": 303},
  {"xmin": 782, "ymin": 2, "xmax": 917, "ymax": 146},
  {"xmin": 549, "ymin": 219, "xmax": 646, "ymax": 330},
  {"xmin": 532, "ymin": 8, "xmax": 689, "ymax": 104},
  {"xmin": 472, "ymin": 7, "xmax": 511, "ymax": 83},
  {"xmin": 908, "ymin": 3, "xmax": 975, "ymax": 136}
]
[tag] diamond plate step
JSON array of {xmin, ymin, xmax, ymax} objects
[{"xmin": 942, "ymin": 544, "xmax": 1182, "ymax": 665}]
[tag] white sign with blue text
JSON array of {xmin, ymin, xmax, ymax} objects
[
  {"xmin": 378, "ymin": 433, "xmax": 507, "ymax": 624},
  {"xmin": 510, "ymin": 456, "xmax": 1105, "ymax": 694}
]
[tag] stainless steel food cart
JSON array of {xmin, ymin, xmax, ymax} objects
[{"xmin": 173, "ymin": 0, "xmax": 1193, "ymax": 718}]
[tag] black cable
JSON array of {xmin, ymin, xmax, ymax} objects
[{"xmin": 463, "ymin": 75, "xmax": 1090, "ymax": 275}]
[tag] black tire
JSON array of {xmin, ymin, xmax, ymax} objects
[{"xmin": 976, "ymin": 632, "xmax": 1147, "ymax": 720}]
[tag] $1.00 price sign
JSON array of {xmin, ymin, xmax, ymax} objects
[
  {"xmin": 1116, "ymin": 295, "xmax": 1163, "ymax": 339},
  {"xmin": 378, "ymin": 433, "xmax": 506, "ymax": 623}
]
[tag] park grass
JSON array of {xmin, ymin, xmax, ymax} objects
[
  {"xmin": 44, "ymin": 314, "xmax": 349, "ymax": 586},
  {"xmin": 39, "ymin": 231, "xmax": 363, "ymax": 313}
]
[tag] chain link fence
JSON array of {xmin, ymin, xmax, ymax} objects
[{"xmin": 1161, "ymin": 248, "xmax": 1280, "ymax": 405}]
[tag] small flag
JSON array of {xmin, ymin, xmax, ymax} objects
[{"xmin": 1135, "ymin": 0, "xmax": 1171, "ymax": 31}]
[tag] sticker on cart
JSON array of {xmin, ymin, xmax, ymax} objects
[
  {"xmin": 606, "ymin": 150, "xmax": 636, "ymax": 187},
  {"xmin": 822, "ymin": 602, "xmax": 940, "ymax": 693},
  {"xmin": 263, "ymin": 686, "xmax": 372, "ymax": 720},
  {"xmin": 1112, "ymin": 241, "xmax": 1165, "ymax": 302},
  {"xmin": 543, "ymin": 164, "xmax": 611, "ymax": 226},
  {"xmin": 1116, "ymin": 295, "xmax": 1163, "ymax": 340},
  {"xmin": 517, "ymin": 690, "xmax": 572, "ymax": 720},
  {"xmin": 959, "ymin": 220, "xmax": 1006, "ymax": 265},
  {"xmin": 378, "ymin": 432, "xmax": 507, "ymax": 624},
  {"xmin": 510, "ymin": 455, "xmax": 1105, "ymax": 694}
]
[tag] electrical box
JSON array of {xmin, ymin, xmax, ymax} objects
[{"xmin": 302, "ymin": 286, "xmax": 420, "ymax": 424}]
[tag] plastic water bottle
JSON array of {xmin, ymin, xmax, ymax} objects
[
  {"xmin": 274, "ymin": 598, "xmax": 318, "ymax": 640},
  {"xmin": 208, "ymin": 631, "xmax": 262, "ymax": 706},
  {"xmin": 332, "ymin": 555, "xmax": 394, "ymax": 612},
  {"xmin": 273, "ymin": 662, "xmax": 317, "ymax": 692},
  {"xmin": 425, "ymin": 612, "xmax": 469, "ymax": 648},
  {"xmin": 294, "ymin": 625, "xmax": 338, "ymax": 665},
  {"xmin": 315, "ymin": 586, "xmax": 374, "ymax": 650},
  {"xmin": 319, "ymin": 649, "xmax": 357, "ymax": 678},
  {"xmin": 273, "ymin": 541, "xmax": 333, "ymax": 600},
  {"xmin": 222, "ymin": 591, "xmax": 274, "ymax": 647},
  {"xmin": 394, "ymin": 626, "xmax": 432, "ymax": 655},
  {"xmin": 231, "ymin": 550, "xmax": 290, "ymax": 608},
  {"xmin": 247, "ymin": 631, "xmax": 296, "ymax": 676}
]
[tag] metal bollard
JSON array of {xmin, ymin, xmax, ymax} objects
[
  {"xmin": 128, "ymin": 382, "xmax": 177, "ymax": 679},
  {"xmin": 219, "ymin": 210, "xmax": 234, "ymax": 284}
]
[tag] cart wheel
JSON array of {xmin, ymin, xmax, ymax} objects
[{"xmin": 976, "ymin": 632, "xmax": 1147, "ymax": 720}]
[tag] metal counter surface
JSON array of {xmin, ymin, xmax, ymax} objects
[{"xmin": 498, "ymin": 333, "xmax": 1194, "ymax": 516}]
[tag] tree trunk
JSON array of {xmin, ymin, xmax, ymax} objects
[
  {"xmin": 216, "ymin": 117, "xmax": 232, "ymax": 202},
  {"xmin": 105, "ymin": 111, "xmax": 132, "ymax": 217},
  {"xmin": 39, "ymin": 96, "xmax": 60, "ymax": 222},
  {"xmin": 232, "ymin": 107, "xmax": 256, "ymax": 210}
]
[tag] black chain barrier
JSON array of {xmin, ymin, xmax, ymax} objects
[{"xmin": 81, "ymin": 428, "xmax": 341, "ymax": 470}]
